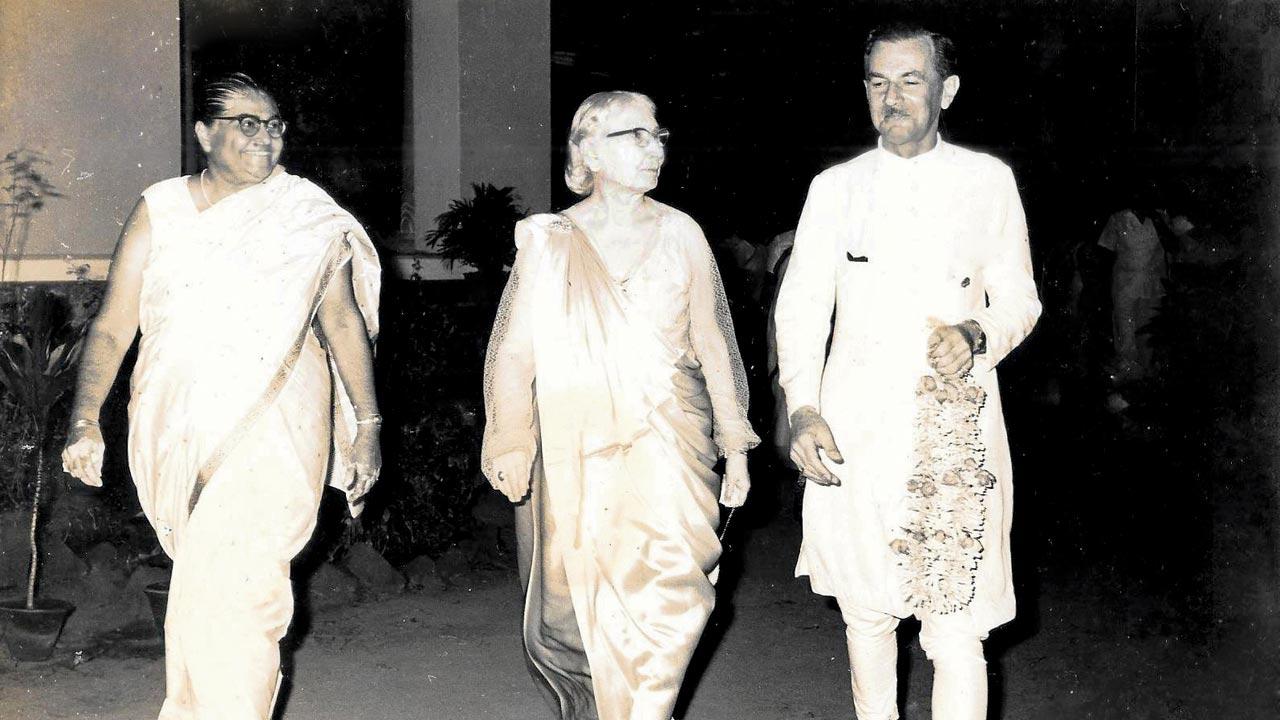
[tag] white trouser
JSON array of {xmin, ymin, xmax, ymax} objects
[{"xmin": 839, "ymin": 601, "xmax": 988, "ymax": 720}]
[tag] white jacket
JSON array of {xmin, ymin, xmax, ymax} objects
[{"xmin": 774, "ymin": 138, "xmax": 1040, "ymax": 631}]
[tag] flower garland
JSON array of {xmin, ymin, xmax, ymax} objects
[{"xmin": 890, "ymin": 373, "xmax": 994, "ymax": 615}]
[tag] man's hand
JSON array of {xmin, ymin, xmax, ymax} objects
[
  {"xmin": 788, "ymin": 406, "xmax": 844, "ymax": 486},
  {"xmin": 61, "ymin": 424, "xmax": 105, "ymax": 488},
  {"xmin": 490, "ymin": 449, "xmax": 532, "ymax": 503},
  {"xmin": 347, "ymin": 426, "xmax": 382, "ymax": 505},
  {"xmin": 719, "ymin": 452, "xmax": 750, "ymax": 507},
  {"xmin": 926, "ymin": 319, "xmax": 978, "ymax": 376}
]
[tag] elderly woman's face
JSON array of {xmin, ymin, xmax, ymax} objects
[
  {"xmin": 589, "ymin": 102, "xmax": 665, "ymax": 194},
  {"xmin": 196, "ymin": 90, "xmax": 284, "ymax": 185}
]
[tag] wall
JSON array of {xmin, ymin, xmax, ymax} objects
[
  {"xmin": 408, "ymin": 0, "xmax": 551, "ymax": 277},
  {"xmin": 0, "ymin": 0, "xmax": 182, "ymax": 280},
  {"xmin": 0, "ymin": 1, "xmax": 551, "ymax": 281},
  {"xmin": 410, "ymin": 0, "xmax": 462, "ymax": 264},
  {"xmin": 459, "ymin": 0, "xmax": 551, "ymax": 216}
]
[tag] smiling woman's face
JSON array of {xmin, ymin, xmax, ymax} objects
[
  {"xmin": 587, "ymin": 101, "xmax": 666, "ymax": 194},
  {"xmin": 195, "ymin": 90, "xmax": 284, "ymax": 185}
]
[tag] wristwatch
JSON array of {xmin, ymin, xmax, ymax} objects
[{"xmin": 960, "ymin": 320, "xmax": 987, "ymax": 355}]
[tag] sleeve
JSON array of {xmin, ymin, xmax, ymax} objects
[
  {"xmin": 1096, "ymin": 211, "xmax": 1124, "ymax": 253},
  {"xmin": 479, "ymin": 218, "xmax": 543, "ymax": 480},
  {"xmin": 970, "ymin": 166, "xmax": 1042, "ymax": 371},
  {"xmin": 340, "ymin": 220, "xmax": 383, "ymax": 342},
  {"xmin": 684, "ymin": 216, "xmax": 761, "ymax": 456},
  {"xmin": 773, "ymin": 173, "xmax": 840, "ymax": 418}
]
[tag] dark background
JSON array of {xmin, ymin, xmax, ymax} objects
[
  {"xmin": 550, "ymin": 0, "xmax": 1274, "ymax": 248},
  {"xmin": 181, "ymin": 0, "xmax": 410, "ymax": 241}
]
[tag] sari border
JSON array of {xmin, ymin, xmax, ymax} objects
[
  {"xmin": 554, "ymin": 210, "xmax": 665, "ymax": 287},
  {"xmin": 186, "ymin": 235, "xmax": 351, "ymax": 515}
]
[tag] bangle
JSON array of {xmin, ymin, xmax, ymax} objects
[
  {"xmin": 355, "ymin": 414, "xmax": 383, "ymax": 426},
  {"xmin": 71, "ymin": 418, "xmax": 99, "ymax": 429}
]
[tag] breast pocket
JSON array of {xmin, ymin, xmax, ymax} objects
[
  {"xmin": 837, "ymin": 253, "xmax": 878, "ymax": 304},
  {"xmin": 834, "ymin": 254, "xmax": 882, "ymax": 353}
]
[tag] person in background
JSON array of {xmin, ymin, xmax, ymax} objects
[
  {"xmin": 765, "ymin": 227, "xmax": 797, "ymax": 466},
  {"xmin": 1096, "ymin": 180, "xmax": 1170, "ymax": 383}
]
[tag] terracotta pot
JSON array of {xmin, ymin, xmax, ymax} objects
[{"xmin": 0, "ymin": 598, "xmax": 74, "ymax": 661}]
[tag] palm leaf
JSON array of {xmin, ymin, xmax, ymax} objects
[{"xmin": 421, "ymin": 182, "xmax": 526, "ymax": 273}]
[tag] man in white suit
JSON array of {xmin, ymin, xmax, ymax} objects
[{"xmin": 774, "ymin": 23, "xmax": 1041, "ymax": 720}]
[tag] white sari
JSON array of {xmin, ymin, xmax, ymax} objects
[
  {"xmin": 131, "ymin": 168, "xmax": 379, "ymax": 719},
  {"xmin": 483, "ymin": 205, "xmax": 757, "ymax": 720}
]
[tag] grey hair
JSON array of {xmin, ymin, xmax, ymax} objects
[
  {"xmin": 864, "ymin": 22, "xmax": 958, "ymax": 81},
  {"xmin": 195, "ymin": 72, "xmax": 277, "ymax": 123},
  {"xmin": 564, "ymin": 91, "xmax": 657, "ymax": 196}
]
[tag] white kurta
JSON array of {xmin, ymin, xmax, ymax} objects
[{"xmin": 774, "ymin": 139, "xmax": 1040, "ymax": 634}]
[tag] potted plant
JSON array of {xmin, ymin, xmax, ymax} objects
[
  {"xmin": 422, "ymin": 183, "xmax": 527, "ymax": 281},
  {"xmin": 0, "ymin": 288, "xmax": 86, "ymax": 660}
]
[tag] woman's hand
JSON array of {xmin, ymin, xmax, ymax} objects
[
  {"xmin": 719, "ymin": 452, "xmax": 750, "ymax": 507},
  {"xmin": 62, "ymin": 423, "xmax": 106, "ymax": 488},
  {"xmin": 490, "ymin": 450, "xmax": 532, "ymax": 503},
  {"xmin": 347, "ymin": 426, "xmax": 382, "ymax": 505},
  {"xmin": 59, "ymin": 198, "xmax": 150, "ymax": 491}
]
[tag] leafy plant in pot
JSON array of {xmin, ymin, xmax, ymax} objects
[
  {"xmin": 422, "ymin": 183, "xmax": 527, "ymax": 283},
  {"xmin": 0, "ymin": 288, "xmax": 87, "ymax": 660}
]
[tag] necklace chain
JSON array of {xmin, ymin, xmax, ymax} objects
[{"xmin": 198, "ymin": 170, "xmax": 215, "ymax": 207}]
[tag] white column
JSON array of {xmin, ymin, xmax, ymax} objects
[
  {"xmin": 401, "ymin": 0, "xmax": 550, "ymax": 280},
  {"xmin": 458, "ymin": 0, "xmax": 551, "ymax": 215},
  {"xmin": 410, "ymin": 0, "xmax": 462, "ymax": 251}
]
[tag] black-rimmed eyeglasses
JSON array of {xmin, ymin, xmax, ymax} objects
[
  {"xmin": 605, "ymin": 127, "xmax": 670, "ymax": 147},
  {"xmin": 212, "ymin": 114, "xmax": 288, "ymax": 138}
]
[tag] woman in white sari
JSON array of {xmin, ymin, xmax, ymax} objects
[
  {"xmin": 60, "ymin": 73, "xmax": 381, "ymax": 720},
  {"xmin": 483, "ymin": 91, "xmax": 759, "ymax": 720}
]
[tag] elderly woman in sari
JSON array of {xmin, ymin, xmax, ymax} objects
[
  {"xmin": 482, "ymin": 91, "xmax": 759, "ymax": 720},
  {"xmin": 60, "ymin": 73, "xmax": 381, "ymax": 720}
]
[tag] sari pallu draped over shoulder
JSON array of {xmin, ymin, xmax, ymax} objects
[
  {"xmin": 485, "ymin": 211, "xmax": 752, "ymax": 720},
  {"xmin": 129, "ymin": 169, "xmax": 380, "ymax": 554}
]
